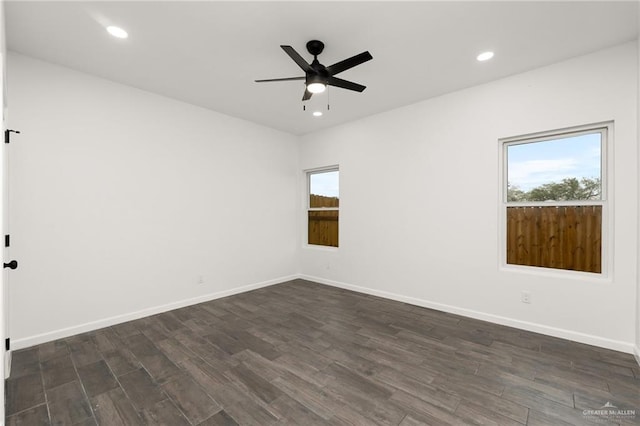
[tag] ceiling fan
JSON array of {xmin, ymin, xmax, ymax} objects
[{"xmin": 255, "ymin": 40, "xmax": 372, "ymax": 101}]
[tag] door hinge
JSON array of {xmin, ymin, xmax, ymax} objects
[
  {"xmin": 5, "ymin": 338, "xmax": 9, "ymax": 351},
  {"xmin": 5, "ymin": 235, "xmax": 9, "ymax": 248},
  {"xmin": 4, "ymin": 129, "xmax": 20, "ymax": 144}
]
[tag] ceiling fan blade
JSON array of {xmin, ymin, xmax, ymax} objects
[
  {"xmin": 302, "ymin": 88, "xmax": 313, "ymax": 101},
  {"xmin": 281, "ymin": 45, "xmax": 313, "ymax": 73},
  {"xmin": 326, "ymin": 51, "xmax": 372, "ymax": 75},
  {"xmin": 327, "ymin": 76, "xmax": 366, "ymax": 92},
  {"xmin": 255, "ymin": 77, "xmax": 305, "ymax": 82}
]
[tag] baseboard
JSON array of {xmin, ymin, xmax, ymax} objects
[
  {"xmin": 299, "ymin": 274, "xmax": 636, "ymax": 354},
  {"xmin": 13, "ymin": 272, "xmax": 636, "ymax": 356},
  {"xmin": 12, "ymin": 274, "xmax": 298, "ymax": 350}
]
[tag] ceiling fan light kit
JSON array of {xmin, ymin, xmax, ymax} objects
[
  {"xmin": 255, "ymin": 40, "xmax": 372, "ymax": 104},
  {"xmin": 307, "ymin": 82, "xmax": 326, "ymax": 94}
]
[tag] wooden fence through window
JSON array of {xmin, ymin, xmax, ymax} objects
[
  {"xmin": 506, "ymin": 205, "xmax": 602, "ymax": 273},
  {"xmin": 309, "ymin": 194, "xmax": 339, "ymax": 247}
]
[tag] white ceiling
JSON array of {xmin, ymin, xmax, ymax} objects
[{"xmin": 5, "ymin": 1, "xmax": 638, "ymax": 135}]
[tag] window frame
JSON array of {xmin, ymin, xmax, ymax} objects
[
  {"xmin": 306, "ymin": 166, "xmax": 339, "ymax": 248},
  {"xmin": 499, "ymin": 122, "xmax": 613, "ymax": 279}
]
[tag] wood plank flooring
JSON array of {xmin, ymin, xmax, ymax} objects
[{"xmin": 5, "ymin": 279, "xmax": 640, "ymax": 425}]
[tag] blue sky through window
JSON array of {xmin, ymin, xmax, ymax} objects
[
  {"xmin": 310, "ymin": 170, "xmax": 339, "ymax": 198},
  {"xmin": 507, "ymin": 133, "xmax": 601, "ymax": 192}
]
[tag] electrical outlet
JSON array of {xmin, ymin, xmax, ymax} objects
[
  {"xmin": 197, "ymin": 275, "xmax": 205, "ymax": 284},
  {"xmin": 521, "ymin": 291, "xmax": 531, "ymax": 304}
]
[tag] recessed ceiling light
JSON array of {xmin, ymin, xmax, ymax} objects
[
  {"xmin": 106, "ymin": 26, "xmax": 128, "ymax": 39},
  {"xmin": 312, "ymin": 111, "xmax": 323, "ymax": 117},
  {"xmin": 476, "ymin": 51, "xmax": 494, "ymax": 62}
]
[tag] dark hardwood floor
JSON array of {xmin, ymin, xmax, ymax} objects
[{"xmin": 5, "ymin": 279, "xmax": 640, "ymax": 425}]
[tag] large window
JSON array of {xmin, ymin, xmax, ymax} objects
[
  {"xmin": 503, "ymin": 124, "xmax": 609, "ymax": 274},
  {"xmin": 307, "ymin": 168, "xmax": 339, "ymax": 247}
]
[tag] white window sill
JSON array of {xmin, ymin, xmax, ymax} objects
[
  {"xmin": 500, "ymin": 264, "xmax": 611, "ymax": 283},
  {"xmin": 303, "ymin": 244, "xmax": 339, "ymax": 252}
]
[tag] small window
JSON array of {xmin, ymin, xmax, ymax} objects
[
  {"xmin": 503, "ymin": 124, "xmax": 608, "ymax": 274},
  {"xmin": 307, "ymin": 168, "xmax": 339, "ymax": 247}
]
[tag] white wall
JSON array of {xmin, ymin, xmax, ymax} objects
[
  {"xmin": 7, "ymin": 53, "xmax": 299, "ymax": 348},
  {"xmin": 300, "ymin": 42, "xmax": 638, "ymax": 352},
  {"xmin": 636, "ymin": 17, "xmax": 640, "ymax": 362}
]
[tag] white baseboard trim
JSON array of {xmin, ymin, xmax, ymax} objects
[
  {"xmin": 13, "ymin": 273, "xmax": 636, "ymax": 356},
  {"xmin": 12, "ymin": 275, "xmax": 298, "ymax": 351},
  {"xmin": 299, "ymin": 274, "xmax": 636, "ymax": 354}
]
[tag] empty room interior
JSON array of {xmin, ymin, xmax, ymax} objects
[{"xmin": 1, "ymin": 1, "xmax": 640, "ymax": 425}]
